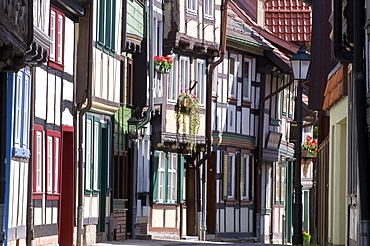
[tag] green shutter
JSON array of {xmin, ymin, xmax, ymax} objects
[
  {"xmin": 98, "ymin": 0, "xmax": 105, "ymax": 45},
  {"xmin": 152, "ymin": 151, "xmax": 160, "ymax": 201},
  {"xmin": 111, "ymin": 0, "xmax": 116, "ymax": 52},
  {"xmin": 85, "ymin": 114, "xmax": 93, "ymax": 193},
  {"xmin": 222, "ymin": 151, "xmax": 229, "ymax": 200}
]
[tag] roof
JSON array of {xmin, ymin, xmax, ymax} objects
[
  {"xmin": 265, "ymin": 0, "xmax": 312, "ymax": 43},
  {"xmin": 322, "ymin": 64, "xmax": 347, "ymax": 110}
]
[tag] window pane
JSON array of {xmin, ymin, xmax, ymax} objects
[
  {"xmin": 243, "ymin": 61, "xmax": 250, "ymax": 100},
  {"xmin": 47, "ymin": 136, "xmax": 53, "ymax": 193},
  {"xmin": 57, "ymin": 14, "xmax": 63, "ymax": 64},
  {"xmin": 229, "ymin": 57, "xmax": 236, "ymax": 97},
  {"xmin": 36, "ymin": 131, "xmax": 43, "ymax": 192},
  {"xmin": 243, "ymin": 155, "xmax": 249, "ymax": 199},
  {"xmin": 168, "ymin": 154, "xmax": 177, "ymax": 203},
  {"xmin": 23, "ymin": 73, "xmax": 29, "ymax": 148},
  {"xmin": 54, "ymin": 137, "xmax": 60, "ymax": 193},
  {"xmin": 158, "ymin": 152, "xmax": 166, "ymax": 203},
  {"xmin": 93, "ymin": 122, "xmax": 99, "ymax": 190},
  {"xmin": 50, "ymin": 11, "xmax": 56, "ymax": 60},
  {"xmin": 86, "ymin": 119, "xmax": 92, "ymax": 190},
  {"xmin": 15, "ymin": 72, "xmax": 23, "ymax": 145}
]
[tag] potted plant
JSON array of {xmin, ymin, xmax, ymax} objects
[
  {"xmin": 302, "ymin": 230, "xmax": 311, "ymax": 244},
  {"xmin": 154, "ymin": 55, "xmax": 174, "ymax": 73},
  {"xmin": 302, "ymin": 135, "xmax": 318, "ymax": 158},
  {"xmin": 176, "ymin": 89, "xmax": 200, "ymax": 152}
]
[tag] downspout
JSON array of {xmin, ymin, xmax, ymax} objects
[
  {"xmin": 256, "ymin": 73, "xmax": 294, "ymax": 230},
  {"xmin": 138, "ymin": 0, "xmax": 154, "ymax": 129},
  {"xmin": 128, "ymin": 0, "xmax": 153, "ymax": 239},
  {"xmin": 333, "ymin": 0, "xmax": 353, "ymax": 63},
  {"xmin": 26, "ymin": 67, "xmax": 36, "ymax": 246},
  {"xmin": 76, "ymin": 3, "xmax": 93, "ymax": 246},
  {"xmin": 197, "ymin": 0, "xmax": 228, "ymax": 241},
  {"xmin": 353, "ymin": 0, "xmax": 370, "ymax": 245}
]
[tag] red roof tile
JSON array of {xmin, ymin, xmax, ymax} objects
[{"xmin": 265, "ymin": 0, "xmax": 312, "ymax": 43}]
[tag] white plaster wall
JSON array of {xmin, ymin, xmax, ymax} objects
[
  {"xmin": 242, "ymin": 108, "xmax": 250, "ymax": 135},
  {"xmin": 47, "ymin": 74, "xmax": 56, "ymax": 124},
  {"xmin": 64, "ymin": 18, "xmax": 75, "ymax": 75},
  {"xmin": 55, "ymin": 76, "xmax": 61, "ymax": 126},
  {"xmin": 35, "ymin": 68, "xmax": 48, "ymax": 120},
  {"xmin": 63, "ymin": 80, "xmax": 73, "ymax": 101},
  {"xmin": 225, "ymin": 206, "xmax": 234, "ymax": 232}
]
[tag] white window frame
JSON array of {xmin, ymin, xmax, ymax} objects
[
  {"xmin": 167, "ymin": 54, "xmax": 178, "ymax": 103},
  {"xmin": 242, "ymin": 154, "xmax": 250, "ymax": 200},
  {"xmin": 196, "ymin": 59, "xmax": 206, "ymax": 107},
  {"xmin": 179, "ymin": 56, "xmax": 190, "ymax": 94},
  {"xmin": 85, "ymin": 119, "xmax": 92, "ymax": 191},
  {"xmin": 204, "ymin": 0, "xmax": 214, "ymax": 19},
  {"xmin": 229, "ymin": 54, "xmax": 237, "ymax": 98},
  {"xmin": 14, "ymin": 72, "xmax": 23, "ymax": 147},
  {"xmin": 35, "ymin": 131, "xmax": 43, "ymax": 193},
  {"xmin": 227, "ymin": 153, "xmax": 235, "ymax": 199},
  {"xmin": 50, "ymin": 10, "xmax": 56, "ymax": 61},
  {"xmin": 187, "ymin": 0, "xmax": 197, "ymax": 14},
  {"xmin": 167, "ymin": 153, "xmax": 178, "ymax": 203},
  {"xmin": 47, "ymin": 136, "xmax": 53, "ymax": 193},
  {"xmin": 243, "ymin": 58, "xmax": 252, "ymax": 101},
  {"xmin": 93, "ymin": 121, "xmax": 99, "ymax": 191},
  {"xmin": 54, "ymin": 137, "xmax": 60, "ymax": 193},
  {"xmin": 158, "ymin": 152, "xmax": 166, "ymax": 203}
]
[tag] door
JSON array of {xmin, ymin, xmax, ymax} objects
[
  {"xmin": 59, "ymin": 126, "xmax": 74, "ymax": 246},
  {"xmin": 206, "ymin": 152, "xmax": 216, "ymax": 234},
  {"xmin": 98, "ymin": 122, "xmax": 111, "ymax": 233}
]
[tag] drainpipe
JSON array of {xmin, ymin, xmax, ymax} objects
[
  {"xmin": 256, "ymin": 73, "xmax": 294, "ymax": 238},
  {"xmin": 197, "ymin": 0, "xmax": 228, "ymax": 241},
  {"xmin": 333, "ymin": 0, "xmax": 353, "ymax": 63},
  {"xmin": 128, "ymin": 0, "xmax": 153, "ymax": 239},
  {"xmin": 138, "ymin": 0, "xmax": 154, "ymax": 129},
  {"xmin": 353, "ymin": 1, "xmax": 370, "ymax": 245},
  {"xmin": 76, "ymin": 3, "xmax": 93, "ymax": 246},
  {"xmin": 26, "ymin": 67, "xmax": 36, "ymax": 246}
]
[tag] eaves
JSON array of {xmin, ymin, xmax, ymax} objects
[{"xmin": 227, "ymin": 35, "xmax": 273, "ymax": 55}]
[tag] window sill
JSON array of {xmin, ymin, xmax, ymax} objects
[
  {"xmin": 240, "ymin": 200, "xmax": 251, "ymax": 206},
  {"xmin": 33, "ymin": 193, "xmax": 43, "ymax": 199},
  {"xmin": 46, "ymin": 194, "xmax": 60, "ymax": 200},
  {"xmin": 242, "ymin": 100, "xmax": 252, "ymax": 107},
  {"xmin": 48, "ymin": 60, "xmax": 64, "ymax": 71},
  {"xmin": 228, "ymin": 97, "xmax": 237, "ymax": 104},
  {"xmin": 225, "ymin": 199, "xmax": 236, "ymax": 206}
]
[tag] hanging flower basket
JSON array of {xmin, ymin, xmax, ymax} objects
[
  {"xmin": 154, "ymin": 55, "xmax": 173, "ymax": 73},
  {"xmin": 301, "ymin": 135, "xmax": 318, "ymax": 158},
  {"xmin": 176, "ymin": 89, "xmax": 200, "ymax": 152}
]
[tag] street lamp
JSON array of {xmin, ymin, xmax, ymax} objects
[
  {"xmin": 128, "ymin": 116, "xmax": 139, "ymax": 140},
  {"xmin": 290, "ymin": 44, "xmax": 311, "ymax": 246}
]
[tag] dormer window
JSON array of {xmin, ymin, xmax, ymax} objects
[{"xmin": 49, "ymin": 8, "xmax": 65, "ymax": 70}]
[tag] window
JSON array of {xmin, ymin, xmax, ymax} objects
[
  {"xmin": 85, "ymin": 115, "xmax": 100, "ymax": 193},
  {"xmin": 153, "ymin": 151, "xmax": 184, "ymax": 204},
  {"xmin": 196, "ymin": 59, "xmax": 206, "ymax": 106},
  {"xmin": 243, "ymin": 58, "xmax": 251, "ymax": 101},
  {"xmin": 204, "ymin": 0, "xmax": 214, "ymax": 19},
  {"xmin": 240, "ymin": 154, "xmax": 250, "ymax": 200},
  {"xmin": 46, "ymin": 130, "xmax": 61, "ymax": 198},
  {"xmin": 223, "ymin": 151, "xmax": 235, "ymax": 200},
  {"xmin": 229, "ymin": 54, "xmax": 237, "ymax": 98},
  {"xmin": 33, "ymin": 125, "xmax": 44, "ymax": 195},
  {"xmin": 187, "ymin": 0, "xmax": 197, "ymax": 14},
  {"xmin": 49, "ymin": 8, "xmax": 65, "ymax": 69},
  {"xmin": 96, "ymin": 0, "xmax": 116, "ymax": 55},
  {"xmin": 179, "ymin": 56, "xmax": 190, "ymax": 94},
  {"xmin": 167, "ymin": 54, "xmax": 178, "ymax": 102},
  {"xmin": 10, "ymin": 68, "xmax": 31, "ymax": 158},
  {"xmin": 275, "ymin": 164, "xmax": 286, "ymax": 204}
]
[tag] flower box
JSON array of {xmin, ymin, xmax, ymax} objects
[
  {"xmin": 154, "ymin": 55, "xmax": 173, "ymax": 74},
  {"xmin": 302, "ymin": 151, "xmax": 316, "ymax": 158}
]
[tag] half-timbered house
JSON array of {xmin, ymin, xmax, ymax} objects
[
  {"xmin": 132, "ymin": 0, "xmax": 223, "ymax": 240},
  {"xmin": 0, "ymin": 0, "xmax": 51, "ymax": 245}
]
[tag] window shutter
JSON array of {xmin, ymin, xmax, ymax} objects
[
  {"xmin": 222, "ymin": 151, "xmax": 229, "ymax": 200},
  {"xmin": 152, "ymin": 152, "xmax": 160, "ymax": 201},
  {"xmin": 239, "ymin": 154, "xmax": 245, "ymax": 200}
]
